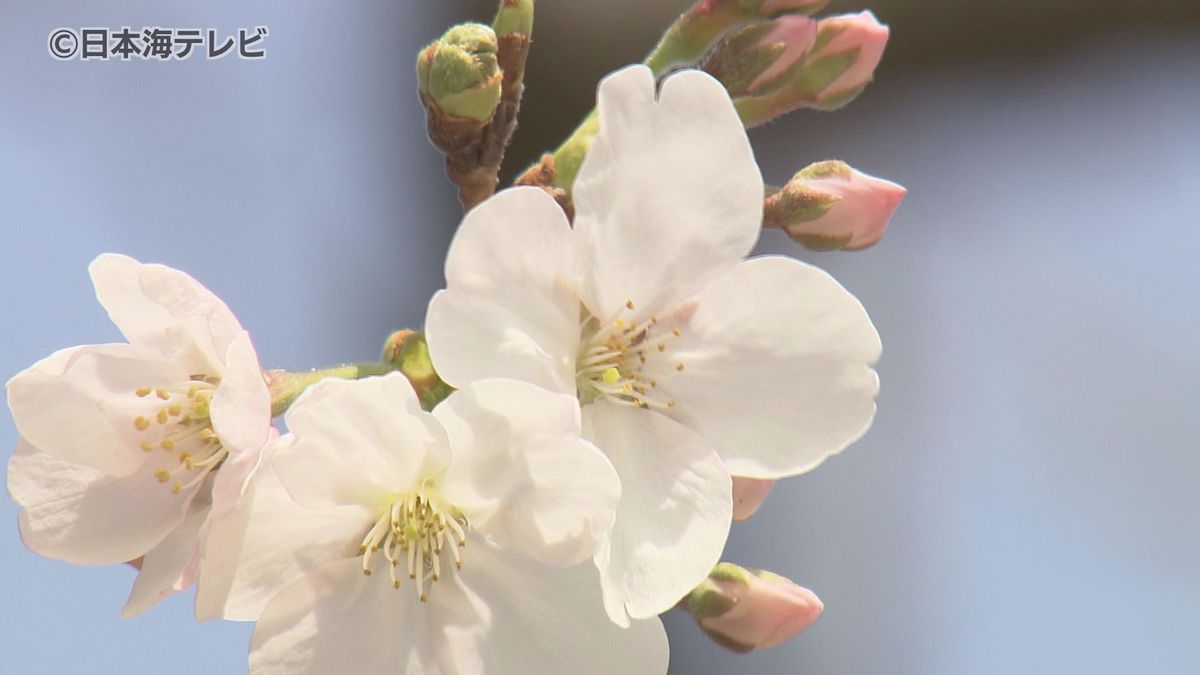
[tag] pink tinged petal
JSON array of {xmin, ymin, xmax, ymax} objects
[
  {"xmin": 747, "ymin": 16, "xmax": 819, "ymax": 93},
  {"xmin": 426, "ymin": 186, "xmax": 580, "ymax": 394},
  {"xmin": 249, "ymin": 559, "xmax": 438, "ymax": 675},
  {"xmin": 88, "ymin": 253, "xmax": 244, "ymax": 373},
  {"xmin": 732, "ymin": 477, "xmax": 775, "ymax": 521},
  {"xmin": 661, "ymin": 256, "xmax": 880, "ymax": 478},
  {"xmin": 8, "ymin": 439, "xmax": 196, "ymax": 566},
  {"xmin": 195, "ymin": 466, "xmax": 370, "ymax": 622},
  {"xmin": 433, "ymin": 541, "xmax": 669, "ymax": 675},
  {"xmin": 274, "ymin": 374, "xmax": 451, "ymax": 510},
  {"xmin": 121, "ymin": 479, "xmax": 213, "ymax": 618},
  {"xmin": 434, "ymin": 380, "xmax": 620, "ymax": 567},
  {"xmin": 697, "ymin": 570, "xmax": 823, "ymax": 651},
  {"xmin": 7, "ymin": 343, "xmax": 190, "ymax": 476},
  {"xmin": 653, "ymin": 256, "xmax": 880, "ymax": 478},
  {"xmin": 573, "ymin": 66, "xmax": 764, "ymax": 322},
  {"xmin": 810, "ymin": 11, "xmax": 889, "ymax": 101},
  {"xmin": 208, "ymin": 331, "xmax": 272, "ymax": 514},
  {"xmin": 584, "ymin": 401, "xmax": 733, "ymax": 623}
]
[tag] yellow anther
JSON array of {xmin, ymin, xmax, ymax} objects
[
  {"xmin": 156, "ymin": 389, "xmax": 170, "ymax": 400},
  {"xmin": 134, "ymin": 416, "xmax": 151, "ymax": 431},
  {"xmin": 601, "ymin": 367, "xmax": 621, "ymax": 385},
  {"xmin": 156, "ymin": 409, "xmax": 169, "ymax": 424},
  {"xmin": 161, "ymin": 439, "xmax": 175, "ymax": 451},
  {"xmin": 614, "ymin": 319, "xmax": 627, "ymax": 329},
  {"xmin": 657, "ymin": 343, "xmax": 666, "ymax": 352},
  {"xmin": 140, "ymin": 440, "xmax": 155, "ymax": 452},
  {"xmin": 154, "ymin": 468, "xmax": 172, "ymax": 483},
  {"xmin": 672, "ymin": 328, "xmax": 682, "ymax": 337},
  {"xmin": 135, "ymin": 387, "xmax": 152, "ymax": 398},
  {"xmin": 625, "ymin": 299, "xmax": 635, "ymax": 310},
  {"xmin": 393, "ymin": 581, "xmax": 401, "ymax": 589},
  {"xmin": 363, "ymin": 569, "xmax": 372, "ymax": 576},
  {"xmin": 167, "ymin": 404, "xmax": 182, "ymax": 416},
  {"xmin": 676, "ymin": 363, "xmax": 685, "ymax": 372},
  {"xmin": 171, "ymin": 481, "xmax": 183, "ymax": 494}
]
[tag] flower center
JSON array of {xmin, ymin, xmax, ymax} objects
[
  {"xmin": 359, "ymin": 491, "xmax": 468, "ymax": 602},
  {"xmin": 130, "ymin": 374, "xmax": 228, "ymax": 495},
  {"xmin": 576, "ymin": 298, "xmax": 686, "ymax": 410}
]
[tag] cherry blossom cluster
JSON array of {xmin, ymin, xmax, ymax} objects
[{"xmin": 6, "ymin": 1, "xmax": 904, "ymax": 672}]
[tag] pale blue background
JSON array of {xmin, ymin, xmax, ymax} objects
[{"xmin": 2, "ymin": 1, "xmax": 1198, "ymax": 673}]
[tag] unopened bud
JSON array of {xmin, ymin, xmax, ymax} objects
[
  {"xmin": 801, "ymin": 11, "xmax": 889, "ymax": 110},
  {"xmin": 493, "ymin": 0, "xmax": 534, "ymax": 38},
  {"xmin": 732, "ymin": 477, "xmax": 775, "ymax": 521},
  {"xmin": 701, "ymin": 16, "xmax": 818, "ymax": 99},
  {"xmin": 687, "ymin": 563, "xmax": 823, "ymax": 653},
  {"xmin": 729, "ymin": 11, "xmax": 890, "ymax": 126},
  {"xmin": 765, "ymin": 160, "xmax": 905, "ymax": 251},
  {"xmin": 382, "ymin": 330, "xmax": 453, "ymax": 411},
  {"xmin": 417, "ymin": 23, "xmax": 503, "ymax": 123}
]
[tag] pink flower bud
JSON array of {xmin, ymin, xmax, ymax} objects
[
  {"xmin": 701, "ymin": 16, "xmax": 818, "ymax": 99},
  {"xmin": 688, "ymin": 563, "xmax": 824, "ymax": 653},
  {"xmin": 732, "ymin": 477, "xmax": 775, "ymax": 521},
  {"xmin": 806, "ymin": 11, "xmax": 889, "ymax": 109},
  {"xmin": 747, "ymin": 16, "xmax": 819, "ymax": 93},
  {"xmin": 765, "ymin": 160, "xmax": 905, "ymax": 251}
]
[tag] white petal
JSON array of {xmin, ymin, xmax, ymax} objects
[
  {"xmin": 7, "ymin": 343, "xmax": 190, "ymax": 476},
  {"xmin": 249, "ymin": 559, "xmax": 438, "ymax": 675},
  {"xmin": 89, "ymin": 253, "xmax": 243, "ymax": 373},
  {"xmin": 208, "ymin": 331, "xmax": 271, "ymax": 513},
  {"xmin": 573, "ymin": 66, "xmax": 763, "ymax": 321},
  {"xmin": 583, "ymin": 401, "xmax": 732, "ymax": 623},
  {"xmin": 434, "ymin": 380, "xmax": 619, "ymax": 566},
  {"xmin": 433, "ymin": 541, "xmax": 670, "ymax": 675},
  {"xmin": 195, "ymin": 465, "xmax": 370, "ymax": 622},
  {"xmin": 274, "ymin": 374, "xmax": 451, "ymax": 509},
  {"xmin": 660, "ymin": 256, "xmax": 881, "ymax": 478},
  {"xmin": 121, "ymin": 479, "xmax": 213, "ymax": 618},
  {"xmin": 426, "ymin": 187, "xmax": 579, "ymax": 394},
  {"xmin": 8, "ymin": 439, "xmax": 195, "ymax": 565}
]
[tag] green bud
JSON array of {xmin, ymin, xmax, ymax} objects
[
  {"xmin": 493, "ymin": 0, "xmax": 534, "ymax": 37},
  {"xmin": 382, "ymin": 330, "xmax": 453, "ymax": 411},
  {"xmin": 417, "ymin": 23, "xmax": 503, "ymax": 122}
]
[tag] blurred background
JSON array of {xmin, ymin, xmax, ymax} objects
[{"xmin": 2, "ymin": 0, "xmax": 1198, "ymax": 673}]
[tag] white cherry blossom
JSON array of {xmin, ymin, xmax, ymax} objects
[
  {"xmin": 426, "ymin": 66, "xmax": 881, "ymax": 622},
  {"xmin": 203, "ymin": 373, "xmax": 666, "ymax": 674},
  {"xmin": 5, "ymin": 253, "xmax": 272, "ymax": 616}
]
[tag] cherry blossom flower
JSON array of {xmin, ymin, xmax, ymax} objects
[
  {"xmin": 426, "ymin": 66, "xmax": 881, "ymax": 622},
  {"xmin": 202, "ymin": 373, "xmax": 666, "ymax": 674},
  {"xmin": 6, "ymin": 253, "xmax": 272, "ymax": 616}
]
